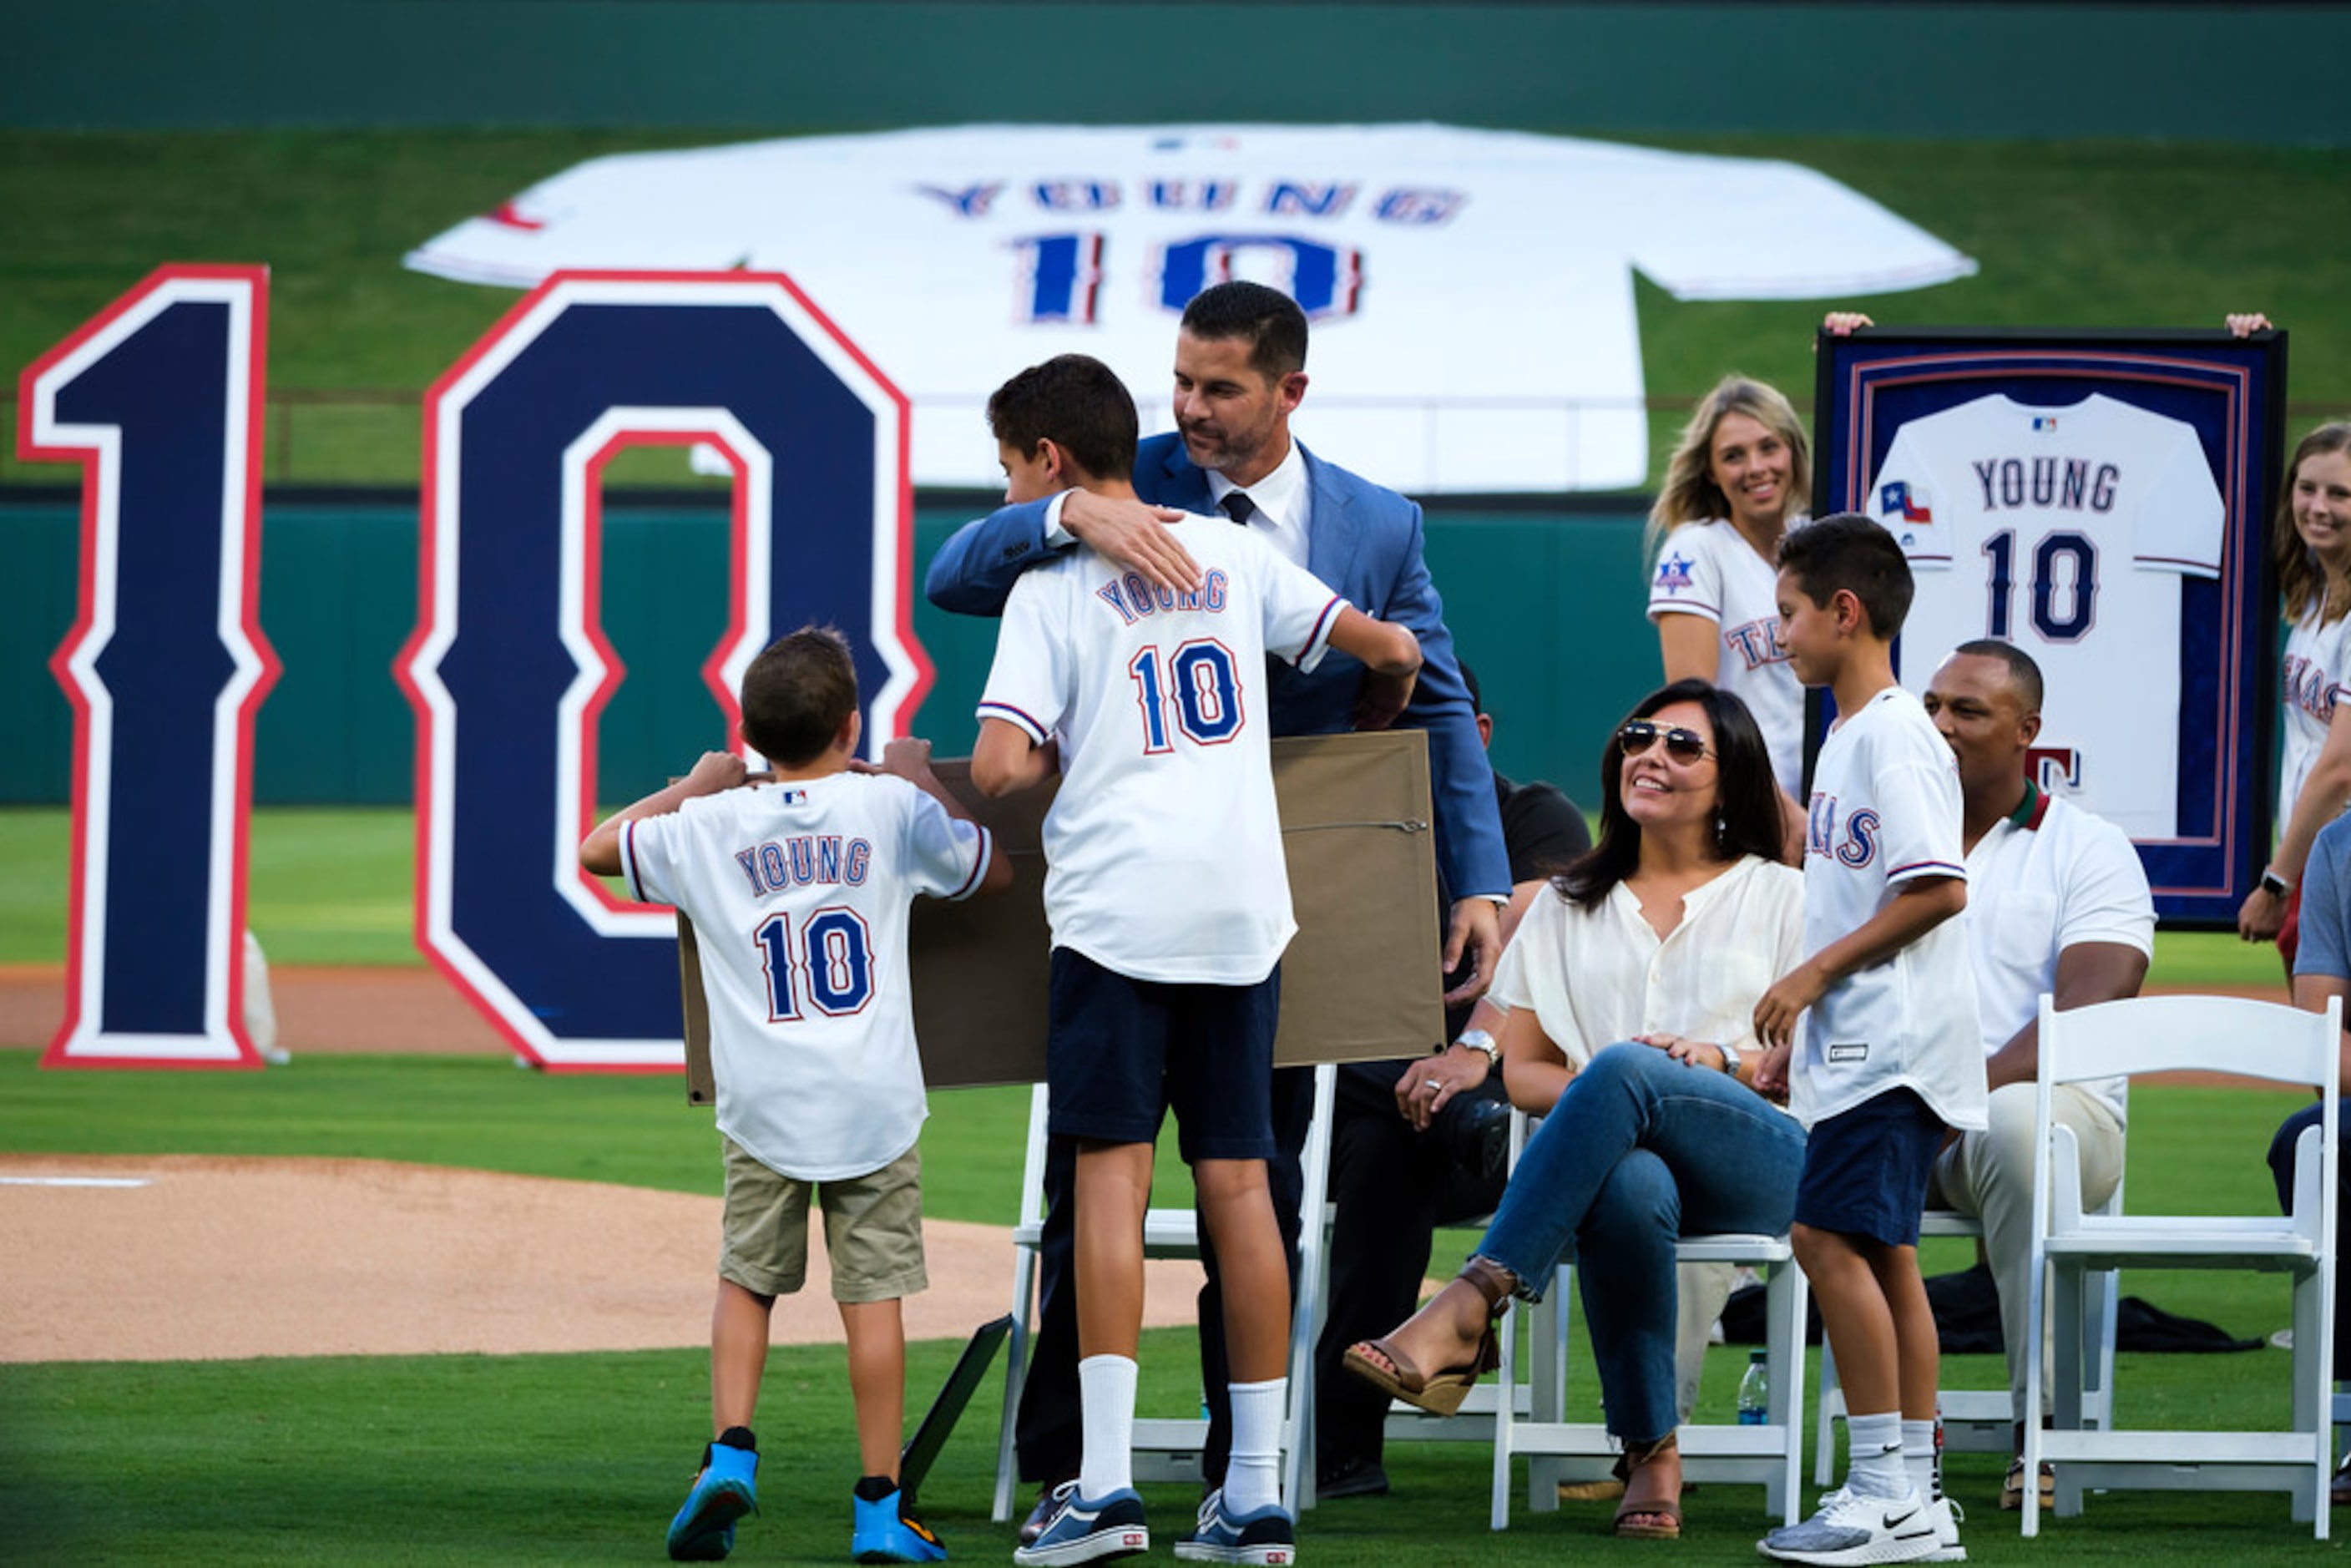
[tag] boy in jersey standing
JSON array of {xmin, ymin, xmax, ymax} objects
[
  {"xmin": 971, "ymin": 355, "xmax": 1421, "ymax": 1567},
  {"xmin": 1752, "ymin": 514, "xmax": 1985, "ymax": 1566},
  {"xmin": 580, "ymin": 627, "xmax": 1011, "ymax": 1565}
]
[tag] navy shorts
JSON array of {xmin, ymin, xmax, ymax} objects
[
  {"xmin": 1793, "ymin": 1087, "xmax": 1948, "ymax": 1248},
  {"xmin": 1045, "ymin": 947, "xmax": 1280, "ymax": 1162}
]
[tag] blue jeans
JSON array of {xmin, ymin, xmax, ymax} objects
[
  {"xmin": 2267, "ymin": 1102, "xmax": 2350, "ymax": 1365},
  {"xmin": 1477, "ymin": 1041, "xmax": 1806, "ymax": 1443}
]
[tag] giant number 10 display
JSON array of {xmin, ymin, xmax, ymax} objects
[
  {"xmin": 1815, "ymin": 327, "xmax": 2290, "ymax": 923},
  {"xmin": 23, "ymin": 265, "xmax": 926, "ymax": 1069}
]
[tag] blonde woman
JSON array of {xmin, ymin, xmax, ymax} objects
[{"xmin": 1646, "ymin": 375, "xmax": 1814, "ymax": 852}]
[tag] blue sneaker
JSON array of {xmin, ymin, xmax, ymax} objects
[
  {"xmin": 667, "ymin": 1439, "xmax": 759, "ymax": 1561},
  {"xmin": 1174, "ymin": 1489, "xmax": 1295, "ymax": 1565},
  {"xmin": 852, "ymin": 1485, "xmax": 947, "ymax": 1564},
  {"xmin": 1009, "ymin": 1484, "xmax": 1148, "ymax": 1566}
]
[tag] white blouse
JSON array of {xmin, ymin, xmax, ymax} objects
[{"xmin": 1490, "ymin": 853, "xmax": 1806, "ymax": 1087}]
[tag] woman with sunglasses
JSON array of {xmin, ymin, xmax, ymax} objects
[{"xmin": 1346, "ymin": 679, "xmax": 1806, "ymax": 1540}]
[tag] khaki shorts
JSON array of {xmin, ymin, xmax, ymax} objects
[{"xmin": 719, "ymin": 1139, "xmax": 928, "ymax": 1303}]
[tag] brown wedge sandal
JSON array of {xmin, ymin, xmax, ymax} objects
[
  {"xmin": 1342, "ymin": 1256, "xmax": 1515, "ymax": 1417},
  {"xmin": 1612, "ymin": 1432, "xmax": 1683, "ymax": 1540}
]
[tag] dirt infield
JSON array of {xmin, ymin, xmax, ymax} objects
[
  {"xmin": 0, "ymin": 1154, "xmax": 1206, "ymax": 1363},
  {"xmin": 0, "ymin": 964, "xmax": 510, "ymax": 1057}
]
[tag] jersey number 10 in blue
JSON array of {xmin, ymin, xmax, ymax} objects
[
  {"xmin": 1981, "ymin": 529, "xmax": 2100, "ymax": 643},
  {"xmin": 754, "ymin": 908, "xmax": 875, "ymax": 1020},
  {"xmin": 1127, "ymin": 640, "xmax": 1245, "ymax": 752}
]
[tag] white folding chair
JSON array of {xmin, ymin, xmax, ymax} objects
[
  {"xmin": 2022, "ymin": 993, "xmax": 2341, "ymax": 1539},
  {"xmin": 1485, "ymin": 1110, "xmax": 1809, "ymax": 1530},
  {"xmin": 991, "ymin": 1062, "xmax": 1337, "ymax": 1520},
  {"xmin": 1813, "ymin": 1206, "xmax": 2122, "ymax": 1485}
]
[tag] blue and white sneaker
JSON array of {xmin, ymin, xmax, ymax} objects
[
  {"xmin": 1009, "ymin": 1484, "xmax": 1148, "ymax": 1566},
  {"xmin": 1757, "ymin": 1485, "xmax": 1937, "ymax": 1565},
  {"xmin": 1174, "ymin": 1489, "xmax": 1295, "ymax": 1566},
  {"xmin": 852, "ymin": 1484, "xmax": 947, "ymax": 1563},
  {"xmin": 667, "ymin": 1438, "xmax": 759, "ymax": 1561}
]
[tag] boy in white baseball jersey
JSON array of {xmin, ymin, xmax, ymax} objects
[
  {"xmin": 580, "ymin": 627, "xmax": 1009, "ymax": 1565},
  {"xmin": 970, "ymin": 354, "xmax": 1421, "ymax": 1567},
  {"xmin": 1752, "ymin": 514, "xmax": 1986, "ymax": 1567}
]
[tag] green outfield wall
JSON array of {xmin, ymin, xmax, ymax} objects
[
  {"xmin": 6, "ymin": 3, "xmax": 2343, "ymax": 145},
  {"xmin": 0, "ymin": 495, "xmax": 1656, "ymax": 810}
]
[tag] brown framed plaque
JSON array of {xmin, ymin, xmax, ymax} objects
[{"xmin": 683, "ymin": 728, "xmax": 1444, "ymax": 1102}]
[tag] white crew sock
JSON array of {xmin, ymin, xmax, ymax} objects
[
  {"xmin": 1223, "ymin": 1378, "xmax": 1286, "ymax": 1515},
  {"xmin": 1077, "ymin": 1354, "xmax": 1139, "ymax": 1500},
  {"xmin": 1843, "ymin": 1410, "xmax": 1910, "ymax": 1500},
  {"xmin": 1902, "ymin": 1418, "xmax": 1939, "ymax": 1500}
]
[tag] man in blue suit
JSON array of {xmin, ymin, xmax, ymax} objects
[{"xmin": 928, "ymin": 281, "xmax": 1509, "ymax": 1530}]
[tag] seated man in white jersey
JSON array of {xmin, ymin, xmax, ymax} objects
[
  {"xmin": 1917, "ymin": 640, "xmax": 2154, "ymax": 1511},
  {"xmin": 970, "ymin": 353, "xmax": 1423, "ymax": 1567}
]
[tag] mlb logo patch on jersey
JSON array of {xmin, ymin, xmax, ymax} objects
[
  {"xmin": 1878, "ymin": 479, "xmax": 1933, "ymax": 524},
  {"xmin": 2031, "ymin": 414, "xmax": 2060, "ymax": 433},
  {"xmin": 781, "ymin": 788, "xmax": 809, "ymax": 805},
  {"xmin": 1654, "ymin": 552, "xmax": 1696, "ymax": 594}
]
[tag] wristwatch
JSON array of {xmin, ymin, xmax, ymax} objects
[
  {"xmin": 1454, "ymin": 1028, "xmax": 1499, "ymax": 1069},
  {"xmin": 1718, "ymin": 1039, "xmax": 1745, "ymax": 1079},
  {"xmin": 2261, "ymin": 866, "xmax": 2293, "ymax": 899}
]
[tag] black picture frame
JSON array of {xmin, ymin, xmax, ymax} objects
[{"xmin": 1813, "ymin": 326, "xmax": 2290, "ymax": 925}]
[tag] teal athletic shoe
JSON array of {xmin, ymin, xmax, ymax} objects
[
  {"xmin": 850, "ymin": 1482, "xmax": 948, "ymax": 1563},
  {"xmin": 667, "ymin": 1434, "xmax": 760, "ymax": 1561}
]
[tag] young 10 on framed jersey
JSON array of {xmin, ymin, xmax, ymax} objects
[{"xmin": 1814, "ymin": 326, "xmax": 2288, "ymax": 923}]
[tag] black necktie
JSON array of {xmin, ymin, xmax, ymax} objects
[{"xmin": 1220, "ymin": 491, "xmax": 1257, "ymax": 526}]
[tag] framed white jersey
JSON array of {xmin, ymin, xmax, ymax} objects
[
  {"xmin": 1816, "ymin": 327, "xmax": 2289, "ymax": 923},
  {"xmin": 1873, "ymin": 392, "xmax": 2224, "ymax": 839}
]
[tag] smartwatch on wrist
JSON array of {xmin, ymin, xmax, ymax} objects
[
  {"xmin": 2262, "ymin": 866, "xmax": 2293, "ymax": 900},
  {"xmin": 1454, "ymin": 1028, "xmax": 1499, "ymax": 1069},
  {"xmin": 1717, "ymin": 1039, "xmax": 1744, "ymax": 1079}
]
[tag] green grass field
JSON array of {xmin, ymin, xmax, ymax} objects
[
  {"xmin": 2, "ymin": 129, "xmax": 2346, "ymax": 488},
  {"xmin": 0, "ymin": 1049, "xmax": 2332, "ymax": 1562},
  {"xmin": 0, "ymin": 805, "xmax": 2328, "ymax": 1560}
]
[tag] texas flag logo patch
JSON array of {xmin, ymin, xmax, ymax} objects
[{"xmin": 1878, "ymin": 479, "xmax": 1933, "ymax": 524}]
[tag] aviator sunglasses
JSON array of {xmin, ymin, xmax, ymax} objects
[{"xmin": 1616, "ymin": 719, "xmax": 1713, "ymax": 763}]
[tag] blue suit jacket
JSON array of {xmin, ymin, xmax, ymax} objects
[{"xmin": 925, "ymin": 432, "xmax": 1509, "ymax": 900}]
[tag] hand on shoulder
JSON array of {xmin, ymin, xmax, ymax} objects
[{"xmin": 1063, "ymin": 490, "xmax": 1200, "ymax": 594}]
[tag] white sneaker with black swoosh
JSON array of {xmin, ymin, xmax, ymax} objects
[
  {"xmin": 1808, "ymin": 1487, "xmax": 1964, "ymax": 1564},
  {"xmin": 1757, "ymin": 1485, "xmax": 1939, "ymax": 1565}
]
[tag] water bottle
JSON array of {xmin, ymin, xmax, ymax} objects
[{"xmin": 1736, "ymin": 1349, "xmax": 1770, "ymax": 1425}]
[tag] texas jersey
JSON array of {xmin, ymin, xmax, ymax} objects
[
  {"xmin": 620, "ymin": 774, "xmax": 993, "ymax": 1181},
  {"xmin": 2278, "ymin": 604, "xmax": 2351, "ymax": 832},
  {"xmin": 978, "ymin": 515, "xmax": 1346, "ymax": 984},
  {"xmin": 1648, "ymin": 517, "xmax": 1809, "ymax": 795},
  {"xmin": 1797, "ymin": 686, "xmax": 1986, "ymax": 1132},
  {"xmin": 1873, "ymin": 393, "xmax": 2225, "ymax": 838}
]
